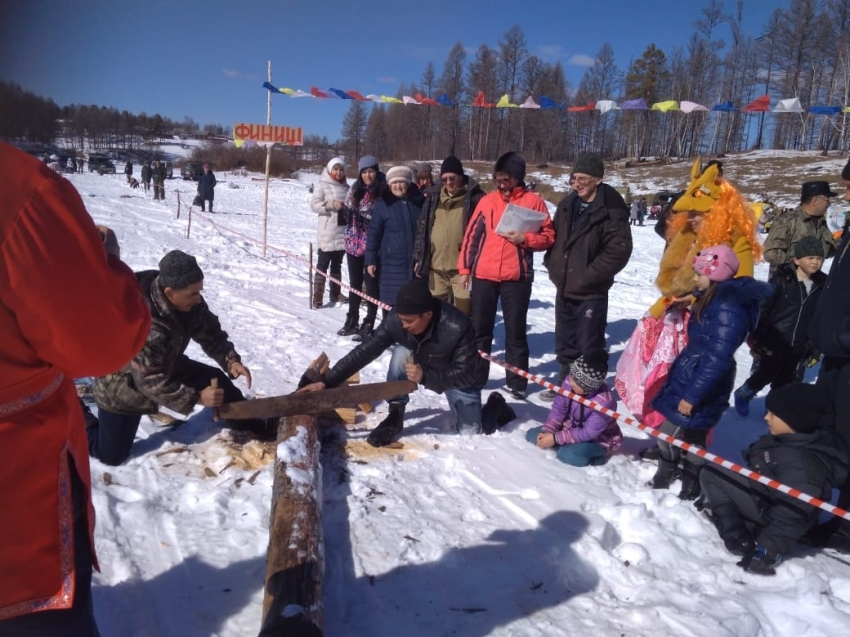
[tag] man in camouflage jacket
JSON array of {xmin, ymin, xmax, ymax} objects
[{"xmin": 91, "ymin": 250, "xmax": 266, "ymax": 465}]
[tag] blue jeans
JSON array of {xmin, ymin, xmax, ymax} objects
[
  {"xmin": 388, "ymin": 345, "xmax": 482, "ymax": 434},
  {"xmin": 525, "ymin": 425, "xmax": 607, "ymax": 467}
]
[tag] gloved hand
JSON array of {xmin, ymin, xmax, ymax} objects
[{"xmin": 737, "ymin": 545, "xmax": 782, "ymax": 575}]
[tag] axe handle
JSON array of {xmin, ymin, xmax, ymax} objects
[{"xmin": 211, "ymin": 377, "xmax": 220, "ymax": 422}]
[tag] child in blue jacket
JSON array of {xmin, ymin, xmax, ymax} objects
[
  {"xmin": 649, "ymin": 245, "xmax": 773, "ymax": 499},
  {"xmin": 526, "ymin": 354, "xmax": 622, "ymax": 466}
]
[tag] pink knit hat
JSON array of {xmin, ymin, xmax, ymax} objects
[{"xmin": 692, "ymin": 244, "xmax": 739, "ymax": 282}]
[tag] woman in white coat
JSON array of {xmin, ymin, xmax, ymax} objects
[{"xmin": 310, "ymin": 157, "xmax": 349, "ymax": 308}]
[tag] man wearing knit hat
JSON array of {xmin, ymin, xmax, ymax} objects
[
  {"xmin": 763, "ymin": 180, "xmax": 838, "ymax": 277},
  {"xmin": 700, "ymin": 383, "xmax": 847, "ymax": 574},
  {"xmin": 413, "ymin": 155, "xmax": 485, "ymax": 316},
  {"xmin": 91, "ymin": 249, "xmax": 269, "ymax": 465},
  {"xmin": 541, "ymin": 152, "xmax": 632, "ymax": 401},
  {"xmin": 299, "ymin": 278, "xmax": 515, "ymax": 447},
  {"xmin": 458, "ymin": 151, "xmax": 555, "ymax": 399},
  {"xmin": 807, "ymin": 156, "xmax": 850, "ymax": 553}
]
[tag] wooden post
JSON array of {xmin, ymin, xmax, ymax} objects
[
  {"xmin": 186, "ymin": 201, "xmax": 192, "ymax": 239},
  {"xmin": 176, "ymin": 191, "xmax": 181, "ymax": 219},
  {"xmin": 262, "ymin": 60, "xmax": 272, "ymax": 258},
  {"xmin": 259, "ymin": 412, "xmax": 323, "ymax": 637},
  {"xmin": 308, "ymin": 242, "xmax": 314, "ymax": 310}
]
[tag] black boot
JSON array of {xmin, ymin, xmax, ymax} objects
[
  {"xmin": 329, "ymin": 281, "xmax": 347, "ymax": 303},
  {"xmin": 679, "ymin": 459, "xmax": 703, "ymax": 501},
  {"xmin": 312, "ymin": 273, "xmax": 326, "ymax": 309},
  {"xmin": 708, "ymin": 503, "xmax": 755, "ymax": 557},
  {"xmin": 352, "ymin": 320, "xmax": 374, "ymax": 342},
  {"xmin": 649, "ymin": 457, "xmax": 677, "ymax": 489},
  {"xmin": 482, "ymin": 392, "xmax": 516, "ymax": 435},
  {"xmin": 337, "ymin": 315, "xmax": 359, "ymax": 336},
  {"xmin": 367, "ymin": 402, "xmax": 404, "ymax": 447}
]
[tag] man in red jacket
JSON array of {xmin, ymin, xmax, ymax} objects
[
  {"xmin": 0, "ymin": 142, "xmax": 151, "ymax": 635},
  {"xmin": 458, "ymin": 152, "xmax": 555, "ymax": 399}
]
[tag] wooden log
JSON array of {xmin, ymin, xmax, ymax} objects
[{"xmin": 259, "ymin": 413, "xmax": 323, "ymax": 637}]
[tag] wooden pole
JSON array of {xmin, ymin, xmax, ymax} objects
[
  {"xmin": 308, "ymin": 242, "xmax": 314, "ymax": 309},
  {"xmin": 262, "ymin": 60, "xmax": 272, "ymax": 258},
  {"xmin": 176, "ymin": 190, "xmax": 181, "ymax": 219},
  {"xmin": 259, "ymin": 413, "xmax": 323, "ymax": 637},
  {"xmin": 186, "ymin": 200, "xmax": 192, "ymax": 239}
]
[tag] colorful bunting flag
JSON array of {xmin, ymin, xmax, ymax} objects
[
  {"xmin": 743, "ymin": 94, "xmax": 771, "ymax": 112},
  {"xmin": 773, "ymin": 98, "xmax": 804, "ymax": 113},
  {"xmin": 621, "ymin": 98, "xmax": 649, "ymax": 110},
  {"xmin": 651, "ymin": 100, "xmax": 679, "ymax": 112},
  {"xmin": 680, "ymin": 101, "xmax": 708, "ymax": 113}
]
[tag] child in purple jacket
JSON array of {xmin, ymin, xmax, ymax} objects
[{"xmin": 526, "ymin": 355, "xmax": 623, "ymax": 466}]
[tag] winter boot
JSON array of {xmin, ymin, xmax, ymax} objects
[
  {"xmin": 734, "ymin": 384, "xmax": 756, "ymax": 417},
  {"xmin": 482, "ymin": 392, "xmax": 517, "ymax": 435},
  {"xmin": 367, "ymin": 402, "xmax": 405, "ymax": 447},
  {"xmin": 352, "ymin": 320, "xmax": 374, "ymax": 342},
  {"xmin": 649, "ymin": 457, "xmax": 677, "ymax": 490},
  {"xmin": 329, "ymin": 281, "xmax": 347, "ymax": 303},
  {"xmin": 708, "ymin": 503, "xmax": 755, "ymax": 557},
  {"xmin": 337, "ymin": 315, "xmax": 359, "ymax": 336},
  {"xmin": 678, "ymin": 459, "xmax": 703, "ymax": 501},
  {"xmin": 312, "ymin": 273, "xmax": 326, "ymax": 309},
  {"xmin": 539, "ymin": 362, "xmax": 571, "ymax": 403}
]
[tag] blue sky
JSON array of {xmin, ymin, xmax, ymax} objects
[{"xmin": 0, "ymin": 0, "xmax": 788, "ymax": 141}]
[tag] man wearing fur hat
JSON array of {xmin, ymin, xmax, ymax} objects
[
  {"xmin": 763, "ymin": 180, "xmax": 838, "ymax": 277},
  {"xmin": 299, "ymin": 278, "xmax": 515, "ymax": 447},
  {"xmin": 414, "ymin": 155, "xmax": 485, "ymax": 316},
  {"xmin": 90, "ymin": 249, "xmax": 269, "ymax": 465},
  {"xmin": 700, "ymin": 383, "xmax": 847, "ymax": 574},
  {"xmin": 807, "ymin": 157, "xmax": 850, "ymax": 553},
  {"xmin": 541, "ymin": 153, "xmax": 632, "ymax": 401}
]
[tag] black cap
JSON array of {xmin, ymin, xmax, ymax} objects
[
  {"xmin": 801, "ymin": 181, "xmax": 838, "ymax": 203},
  {"xmin": 494, "ymin": 151, "xmax": 526, "ymax": 182},
  {"xmin": 394, "ymin": 278, "xmax": 436, "ymax": 315},
  {"xmin": 158, "ymin": 250, "xmax": 204, "ymax": 290},
  {"xmin": 573, "ymin": 153, "xmax": 604, "ymax": 179},
  {"xmin": 765, "ymin": 382, "xmax": 832, "ymax": 434},
  {"xmin": 793, "ymin": 235, "xmax": 824, "ymax": 259},
  {"xmin": 440, "ymin": 156, "xmax": 464, "ymax": 176}
]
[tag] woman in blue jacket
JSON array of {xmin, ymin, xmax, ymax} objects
[
  {"xmin": 649, "ymin": 245, "xmax": 772, "ymax": 499},
  {"xmin": 366, "ymin": 165, "xmax": 424, "ymax": 315}
]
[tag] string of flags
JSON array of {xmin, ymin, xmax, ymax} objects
[{"xmin": 263, "ymin": 82, "xmax": 850, "ymax": 115}]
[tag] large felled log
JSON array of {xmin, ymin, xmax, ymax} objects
[{"xmin": 259, "ymin": 413, "xmax": 323, "ymax": 637}]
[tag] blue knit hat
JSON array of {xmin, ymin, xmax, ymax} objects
[{"xmin": 358, "ymin": 155, "xmax": 379, "ymax": 173}]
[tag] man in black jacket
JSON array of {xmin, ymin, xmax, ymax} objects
[
  {"xmin": 300, "ymin": 278, "xmax": 514, "ymax": 447},
  {"xmin": 700, "ymin": 383, "xmax": 847, "ymax": 574},
  {"xmin": 541, "ymin": 153, "xmax": 633, "ymax": 401},
  {"xmin": 807, "ymin": 157, "xmax": 850, "ymax": 552}
]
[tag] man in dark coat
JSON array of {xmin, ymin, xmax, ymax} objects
[
  {"xmin": 299, "ymin": 278, "xmax": 515, "ymax": 447},
  {"xmin": 701, "ymin": 383, "xmax": 848, "ymax": 574},
  {"xmin": 807, "ymin": 157, "xmax": 850, "ymax": 552},
  {"xmin": 152, "ymin": 160, "xmax": 166, "ymax": 200},
  {"xmin": 197, "ymin": 163, "xmax": 217, "ymax": 212},
  {"xmin": 413, "ymin": 156, "xmax": 485, "ymax": 316},
  {"xmin": 124, "ymin": 160, "xmax": 133, "ymax": 184},
  {"xmin": 141, "ymin": 160, "xmax": 152, "ymax": 192},
  {"xmin": 91, "ymin": 250, "xmax": 269, "ymax": 465},
  {"xmin": 541, "ymin": 153, "xmax": 633, "ymax": 400}
]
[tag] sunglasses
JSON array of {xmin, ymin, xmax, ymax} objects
[{"xmin": 441, "ymin": 175, "xmax": 461, "ymax": 184}]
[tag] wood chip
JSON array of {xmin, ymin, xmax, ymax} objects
[
  {"xmin": 403, "ymin": 534, "xmax": 420, "ymax": 543},
  {"xmin": 102, "ymin": 472, "xmax": 113, "ymax": 486},
  {"xmin": 204, "ymin": 467, "xmax": 217, "ymax": 477},
  {"xmin": 247, "ymin": 470, "xmax": 260, "ymax": 485},
  {"xmin": 384, "ymin": 442, "xmax": 404, "ymax": 449},
  {"xmin": 155, "ymin": 446, "xmax": 188, "ymax": 457}
]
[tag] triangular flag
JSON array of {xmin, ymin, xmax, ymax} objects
[
  {"xmin": 743, "ymin": 94, "xmax": 771, "ymax": 112},
  {"xmin": 773, "ymin": 97, "xmax": 804, "ymax": 113},
  {"xmin": 680, "ymin": 100, "xmax": 708, "ymax": 113},
  {"xmin": 596, "ymin": 100, "xmax": 620, "ymax": 113},
  {"xmin": 621, "ymin": 98, "xmax": 649, "ymax": 110},
  {"xmin": 310, "ymin": 86, "xmax": 332, "ymax": 98},
  {"xmin": 651, "ymin": 100, "xmax": 679, "ymax": 112},
  {"xmin": 402, "ymin": 96, "xmax": 421, "ymax": 105},
  {"xmin": 496, "ymin": 94, "xmax": 518, "ymax": 108},
  {"xmin": 520, "ymin": 96, "xmax": 541, "ymax": 109}
]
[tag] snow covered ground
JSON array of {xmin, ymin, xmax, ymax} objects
[{"xmin": 58, "ymin": 155, "xmax": 850, "ymax": 636}]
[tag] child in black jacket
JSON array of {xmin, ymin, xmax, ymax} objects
[
  {"xmin": 734, "ymin": 236, "xmax": 827, "ymax": 416},
  {"xmin": 700, "ymin": 383, "xmax": 848, "ymax": 575}
]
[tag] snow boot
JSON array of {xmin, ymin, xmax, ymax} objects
[
  {"xmin": 649, "ymin": 457, "xmax": 677, "ymax": 489},
  {"xmin": 352, "ymin": 320, "xmax": 374, "ymax": 342},
  {"xmin": 678, "ymin": 459, "xmax": 703, "ymax": 501},
  {"xmin": 734, "ymin": 384, "xmax": 755, "ymax": 417},
  {"xmin": 337, "ymin": 315, "xmax": 359, "ymax": 336},
  {"xmin": 329, "ymin": 281, "xmax": 347, "ymax": 303},
  {"xmin": 482, "ymin": 392, "xmax": 516, "ymax": 435},
  {"xmin": 539, "ymin": 362, "xmax": 571, "ymax": 403},
  {"xmin": 367, "ymin": 402, "xmax": 404, "ymax": 447},
  {"xmin": 312, "ymin": 273, "xmax": 326, "ymax": 309},
  {"xmin": 708, "ymin": 503, "xmax": 755, "ymax": 557}
]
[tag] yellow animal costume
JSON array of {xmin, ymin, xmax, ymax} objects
[{"xmin": 648, "ymin": 159, "xmax": 761, "ymax": 318}]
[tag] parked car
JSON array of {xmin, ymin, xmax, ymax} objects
[
  {"xmin": 181, "ymin": 161, "xmax": 205, "ymax": 181},
  {"xmin": 88, "ymin": 154, "xmax": 116, "ymax": 174}
]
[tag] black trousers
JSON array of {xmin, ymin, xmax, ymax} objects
[
  {"xmin": 316, "ymin": 249, "xmax": 344, "ymax": 284},
  {"xmin": 200, "ymin": 198, "xmax": 213, "ymax": 212},
  {"xmin": 817, "ymin": 356, "xmax": 850, "ymax": 516},
  {"xmin": 89, "ymin": 358, "xmax": 256, "ymax": 466},
  {"xmin": 0, "ymin": 458, "xmax": 101, "ymax": 636},
  {"xmin": 744, "ymin": 346, "xmax": 800, "ymax": 393},
  {"xmin": 345, "ymin": 253, "xmax": 378, "ymax": 325},
  {"xmin": 554, "ymin": 295, "xmax": 609, "ymax": 367},
  {"xmin": 471, "ymin": 278, "xmax": 532, "ymax": 392}
]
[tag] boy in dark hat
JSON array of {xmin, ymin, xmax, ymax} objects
[
  {"xmin": 525, "ymin": 354, "xmax": 622, "ymax": 466},
  {"xmin": 413, "ymin": 155, "xmax": 485, "ymax": 317},
  {"xmin": 763, "ymin": 180, "xmax": 838, "ymax": 277},
  {"xmin": 701, "ymin": 383, "xmax": 847, "ymax": 574},
  {"xmin": 299, "ymin": 278, "xmax": 515, "ymax": 446},
  {"xmin": 90, "ymin": 249, "xmax": 269, "ymax": 465},
  {"xmin": 734, "ymin": 235, "xmax": 827, "ymax": 415}
]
